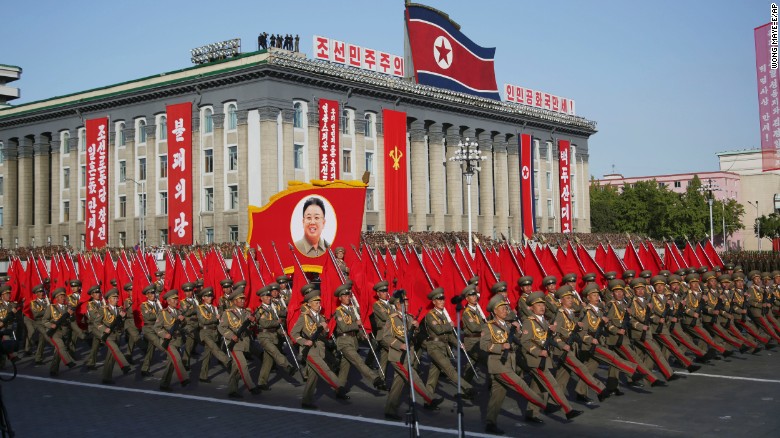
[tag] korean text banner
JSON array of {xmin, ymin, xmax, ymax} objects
[
  {"xmin": 558, "ymin": 139, "xmax": 572, "ymax": 233},
  {"xmin": 755, "ymin": 23, "xmax": 780, "ymax": 171},
  {"xmin": 382, "ymin": 109, "xmax": 408, "ymax": 232},
  {"xmin": 319, "ymin": 99, "xmax": 340, "ymax": 181},
  {"xmin": 166, "ymin": 102, "xmax": 193, "ymax": 244},
  {"xmin": 248, "ymin": 180, "xmax": 366, "ymax": 273},
  {"xmin": 85, "ymin": 117, "xmax": 109, "ymax": 249}
]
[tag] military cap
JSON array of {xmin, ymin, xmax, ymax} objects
[
  {"xmin": 639, "ymin": 270, "xmax": 652, "ymax": 279},
  {"xmin": 622, "ymin": 270, "xmax": 636, "ymax": 280},
  {"xmin": 562, "ymin": 273, "xmax": 577, "ymax": 283},
  {"xmin": 32, "ymin": 284, "xmax": 45, "ymax": 294},
  {"xmin": 733, "ymin": 265, "xmax": 743, "ymax": 273},
  {"xmin": 220, "ymin": 279, "xmax": 234, "ymax": 288},
  {"xmin": 696, "ymin": 266, "xmax": 708, "ymax": 274},
  {"xmin": 195, "ymin": 279, "xmax": 205, "ymax": 288},
  {"xmin": 630, "ymin": 278, "xmax": 646, "ymax": 289},
  {"xmin": 304, "ymin": 290, "xmax": 321, "ymax": 303},
  {"xmin": 762, "ymin": 272, "xmax": 772, "ymax": 280},
  {"xmin": 583, "ymin": 284, "xmax": 600, "ymax": 296},
  {"xmin": 674, "ymin": 269, "xmax": 687, "ymax": 276},
  {"xmin": 233, "ymin": 280, "xmax": 247, "ymax": 289},
  {"xmin": 583, "ymin": 273, "xmax": 597, "ymax": 282},
  {"xmin": 773, "ymin": 271, "xmax": 780, "ymax": 278},
  {"xmin": 685, "ymin": 273, "xmax": 700, "ymax": 283},
  {"xmin": 487, "ymin": 295, "xmax": 508, "ymax": 313},
  {"xmin": 608, "ymin": 279, "xmax": 626, "ymax": 291},
  {"xmin": 518, "ymin": 276, "xmax": 534, "ymax": 287},
  {"xmin": 651, "ymin": 275, "xmax": 667, "ymax": 286},
  {"xmin": 334, "ymin": 283, "xmax": 353, "ymax": 297},
  {"xmin": 490, "ymin": 281, "xmax": 508, "ymax": 294},
  {"xmin": 718, "ymin": 274, "xmax": 732, "ymax": 284},
  {"xmin": 162, "ymin": 289, "xmax": 178, "ymax": 301},
  {"xmin": 0, "ymin": 284, "xmax": 11, "ymax": 294},
  {"xmin": 142, "ymin": 284, "xmax": 156, "ymax": 295},
  {"xmin": 542, "ymin": 276, "xmax": 557, "ymax": 287},
  {"xmin": 468, "ymin": 275, "xmax": 479, "ymax": 286},
  {"xmin": 276, "ymin": 275, "xmax": 291, "ymax": 285},
  {"xmin": 229, "ymin": 288, "xmax": 246, "ymax": 301},
  {"xmin": 604, "ymin": 271, "xmax": 618, "ymax": 280},
  {"xmin": 555, "ymin": 285, "xmax": 574, "ymax": 300},
  {"xmin": 89, "ymin": 285, "xmax": 102, "ymax": 295},
  {"xmin": 300, "ymin": 283, "xmax": 316, "ymax": 296},
  {"xmin": 43, "ymin": 278, "xmax": 50, "ymax": 284},
  {"xmin": 748, "ymin": 270, "xmax": 761, "ymax": 279},
  {"xmin": 256, "ymin": 285, "xmax": 272, "ymax": 297},
  {"xmin": 334, "ymin": 246, "xmax": 345, "ymax": 254},
  {"xmin": 733, "ymin": 272, "xmax": 746, "ymax": 281},
  {"xmin": 52, "ymin": 287, "xmax": 66, "ymax": 299},
  {"xmin": 388, "ymin": 290, "xmax": 406, "ymax": 305},
  {"xmin": 69, "ymin": 279, "xmax": 82, "ymax": 287},
  {"xmin": 659, "ymin": 270, "xmax": 672, "ymax": 277},
  {"xmin": 373, "ymin": 280, "xmax": 389, "ymax": 292},
  {"xmin": 702, "ymin": 271, "xmax": 717, "ymax": 282},
  {"xmin": 724, "ymin": 263, "xmax": 735, "ymax": 270},
  {"xmin": 155, "ymin": 270, "xmax": 165, "ymax": 278},
  {"xmin": 427, "ymin": 287, "xmax": 445, "ymax": 300},
  {"xmin": 110, "ymin": 279, "xmax": 117, "ymax": 286},
  {"xmin": 686, "ymin": 268, "xmax": 697, "ymax": 275},
  {"xmin": 713, "ymin": 266, "xmax": 722, "ymax": 273},
  {"xmin": 104, "ymin": 288, "xmax": 119, "ymax": 299},
  {"xmin": 267, "ymin": 282, "xmax": 281, "ymax": 291},
  {"xmin": 461, "ymin": 285, "xmax": 478, "ymax": 298},
  {"xmin": 182, "ymin": 282, "xmax": 195, "ymax": 292},
  {"xmin": 668, "ymin": 275, "xmax": 682, "ymax": 285},
  {"xmin": 198, "ymin": 287, "xmax": 214, "ymax": 298},
  {"xmin": 123, "ymin": 282, "xmax": 133, "ymax": 291},
  {"xmin": 525, "ymin": 291, "xmax": 546, "ymax": 306}
]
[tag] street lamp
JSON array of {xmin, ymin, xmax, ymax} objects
[
  {"xmin": 747, "ymin": 200, "xmax": 760, "ymax": 251},
  {"xmin": 699, "ymin": 179, "xmax": 720, "ymax": 245},
  {"xmin": 126, "ymin": 177, "xmax": 146, "ymax": 253},
  {"xmin": 449, "ymin": 137, "xmax": 486, "ymax": 254}
]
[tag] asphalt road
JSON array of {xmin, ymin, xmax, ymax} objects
[{"xmin": 1, "ymin": 341, "xmax": 779, "ymax": 437}]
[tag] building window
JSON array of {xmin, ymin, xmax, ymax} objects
[
  {"xmin": 204, "ymin": 108, "xmax": 213, "ymax": 134},
  {"xmin": 294, "ymin": 144, "xmax": 304, "ymax": 170},
  {"xmin": 80, "ymin": 165, "xmax": 86, "ymax": 188},
  {"xmin": 229, "ymin": 225, "xmax": 239, "ymax": 242},
  {"xmin": 0, "ymin": 141, "xmax": 4, "ymax": 163},
  {"xmin": 159, "ymin": 116, "xmax": 167, "ymax": 140},
  {"xmin": 63, "ymin": 235, "xmax": 69, "ymax": 247},
  {"xmin": 546, "ymin": 171, "xmax": 552, "ymax": 190},
  {"xmin": 80, "ymin": 200, "xmax": 86, "ymax": 222},
  {"xmin": 118, "ymin": 232, "xmax": 126, "ymax": 247},
  {"xmin": 341, "ymin": 109, "xmax": 352, "ymax": 135},
  {"xmin": 118, "ymin": 123, "xmax": 126, "ymax": 146},
  {"xmin": 547, "ymin": 199, "xmax": 554, "ymax": 217},
  {"xmin": 365, "ymin": 151, "xmax": 374, "ymax": 173},
  {"xmin": 205, "ymin": 227, "xmax": 214, "ymax": 244},
  {"xmin": 572, "ymin": 200, "xmax": 577, "ymax": 219},
  {"xmin": 204, "ymin": 149, "xmax": 214, "ymax": 173},
  {"xmin": 119, "ymin": 161, "xmax": 126, "ymax": 182},
  {"xmin": 546, "ymin": 141, "xmax": 552, "ymax": 162},
  {"xmin": 119, "ymin": 196, "xmax": 126, "ymax": 218},
  {"xmin": 79, "ymin": 129, "xmax": 86, "ymax": 152},
  {"xmin": 367, "ymin": 224, "xmax": 375, "ymax": 232},
  {"xmin": 205, "ymin": 188, "xmax": 214, "ymax": 212},
  {"xmin": 658, "ymin": 182, "xmax": 666, "ymax": 188},
  {"xmin": 159, "ymin": 155, "xmax": 168, "ymax": 178},
  {"xmin": 63, "ymin": 168, "xmax": 70, "ymax": 189},
  {"xmin": 364, "ymin": 113, "xmax": 374, "ymax": 138},
  {"xmin": 674, "ymin": 181, "xmax": 681, "ymax": 188},
  {"xmin": 293, "ymin": 102, "xmax": 303, "ymax": 128},
  {"xmin": 0, "ymin": 177, "xmax": 4, "ymax": 195},
  {"xmin": 138, "ymin": 158, "xmax": 147, "ymax": 181},
  {"xmin": 535, "ymin": 196, "xmax": 540, "ymax": 216},
  {"xmin": 227, "ymin": 104, "xmax": 237, "ymax": 130},
  {"xmin": 138, "ymin": 193, "xmax": 147, "ymax": 217},
  {"xmin": 160, "ymin": 229, "xmax": 168, "ymax": 245},
  {"xmin": 61, "ymin": 133, "xmax": 70, "ymax": 154},
  {"xmin": 138, "ymin": 120, "xmax": 147, "ymax": 143},
  {"xmin": 228, "ymin": 145, "xmax": 238, "ymax": 171},
  {"xmin": 0, "ymin": 207, "xmax": 3, "ymax": 226},
  {"xmin": 229, "ymin": 185, "xmax": 239, "ymax": 210},
  {"xmin": 160, "ymin": 192, "xmax": 168, "ymax": 215},
  {"xmin": 342, "ymin": 149, "xmax": 352, "ymax": 174},
  {"xmin": 366, "ymin": 188, "xmax": 375, "ymax": 211}
]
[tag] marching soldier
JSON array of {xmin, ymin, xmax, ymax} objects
[
  {"xmin": 42, "ymin": 287, "xmax": 76, "ymax": 376},
  {"xmin": 541, "ymin": 276, "xmax": 560, "ymax": 320},
  {"xmin": 701, "ymin": 272, "xmax": 744, "ymax": 351},
  {"xmin": 383, "ymin": 291, "xmax": 443, "ymax": 421},
  {"xmin": 179, "ymin": 282, "xmax": 200, "ymax": 370},
  {"xmin": 218, "ymin": 279, "xmax": 234, "ymax": 313},
  {"xmin": 255, "ymin": 284, "xmax": 296, "ymax": 390},
  {"xmin": 423, "ymin": 288, "xmax": 474, "ymax": 399},
  {"xmin": 31, "ymin": 285, "xmax": 51, "ymax": 364},
  {"xmin": 732, "ymin": 273, "xmax": 771, "ymax": 351},
  {"xmin": 154, "ymin": 289, "xmax": 190, "ymax": 391},
  {"xmin": 747, "ymin": 271, "xmax": 780, "ymax": 343},
  {"xmin": 516, "ymin": 276, "xmax": 535, "ymax": 319},
  {"xmin": 121, "ymin": 282, "xmax": 142, "ymax": 364},
  {"xmin": 627, "ymin": 279, "xmax": 675, "ymax": 381},
  {"xmin": 490, "ymin": 281, "xmax": 518, "ymax": 324},
  {"xmin": 0, "ymin": 285, "xmax": 22, "ymax": 365},
  {"xmin": 461, "ymin": 284, "xmax": 486, "ymax": 384},
  {"xmin": 367, "ymin": 280, "xmax": 392, "ymax": 372},
  {"xmin": 333, "ymin": 282, "xmax": 385, "ymax": 391},
  {"xmin": 97, "ymin": 288, "xmax": 131, "ymax": 384},
  {"xmin": 196, "ymin": 287, "xmax": 229, "ymax": 383},
  {"xmin": 219, "ymin": 287, "xmax": 262, "ymax": 398},
  {"xmin": 648, "ymin": 276, "xmax": 702, "ymax": 372},
  {"xmin": 681, "ymin": 274, "xmax": 731, "ymax": 359},
  {"xmin": 292, "ymin": 286, "xmax": 348, "ymax": 409},
  {"xmin": 718, "ymin": 275, "xmax": 756, "ymax": 352},
  {"xmin": 482, "ymin": 294, "xmax": 550, "ymax": 432},
  {"xmin": 561, "ymin": 273, "xmax": 584, "ymax": 316},
  {"xmin": 277, "ymin": 275, "xmax": 293, "ymax": 306},
  {"xmin": 65, "ymin": 280, "xmax": 85, "ymax": 354},
  {"xmin": 84, "ymin": 286, "xmax": 104, "ymax": 370},
  {"xmin": 140, "ymin": 285, "xmax": 163, "ymax": 377}
]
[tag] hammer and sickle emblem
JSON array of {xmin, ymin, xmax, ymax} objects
[{"xmin": 389, "ymin": 145, "xmax": 403, "ymax": 170}]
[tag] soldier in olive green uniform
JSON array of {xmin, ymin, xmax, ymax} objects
[
  {"xmin": 219, "ymin": 288, "xmax": 262, "ymax": 398},
  {"xmin": 140, "ymin": 285, "xmax": 163, "ymax": 376},
  {"xmin": 65, "ymin": 280, "xmax": 85, "ymax": 354},
  {"xmin": 367, "ymin": 280, "xmax": 392, "ymax": 372},
  {"xmin": 120, "ymin": 282, "xmax": 142, "ymax": 364},
  {"xmin": 626, "ymin": 279, "xmax": 675, "ymax": 381},
  {"xmin": 542, "ymin": 276, "xmax": 560, "ymax": 321},
  {"xmin": 516, "ymin": 276, "xmax": 535, "ymax": 319},
  {"xmin": 255, "ymin": 284, "xmax": 296, "ymax": 389},
  {"xmin": 681, "ymin": 274, "xmax": 730, "ymax": 358},
  {"xmin": 196, "ymin": 287, "xmax": 229, "ymax": 383},
  {"xmin": 179, "ymin": 282, "xmax": 200, "ymax": 370},
  {"xmin": 490, "ymin": 281, "xmax": 518, "ymax": 324},
  {"xmin": 460, "ymin": 284, "xmax": 486, "ymax": 384},
  {"xmin": 31, "ymin": 285, "xmax": 51, "ymax": 364},
  {"xmin": 561, "ymin": 273, "xmax": 585, "ymax": 316},
  {"xmin": 154, "ymin": 289, "xmax": 190, "ymax": 391},
  {"xmin": 423, "ymin": 288, "xmax": 473, "ymax": 399},
  {"xmin": 482, "ymin": 295, "xmax": 549, "ymax": 433},
  {"xmin": 218, "ymin": 279, "xmax": 234, "ymax": 313},
  {"xmin": 648, "ymin": 276, "xmax": 702, "ymax": 372},
  {"xmin": 0, "ymin": 285, "xmax": 22, "ymax": 365},
  {"xmin": 333, "ymin": 282, "xmax": 385, "ymax": 391},
  {"xmin": 84, "ymin": 286, "xmax": 104, "ymax": 369},
  {"xmin": 732, "ymin": 273, "xmax": 771, "ymax": 350},
  {"xmin": 42, "ymin": 287, "xmax": 76, "ymax": 376},
  {"xmin": 97, "ymin": 288, "xmax": 131, "ymax": 384},
  {"xmin": 277, "ymin": 275, "xmax": 293, "ymax": 307},
  {"xmin": 383, "ymin": 291, "xmax": 443, "ymax": 421}
]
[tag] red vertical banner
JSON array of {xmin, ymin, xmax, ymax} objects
[
  {"xmin": 558, "ymin": 139, "xmax": 572, "ymax": 233},
  {"xmin": 755, "ymin": 23, "xmax": 780, "ymax": 171},
  {"xmin": 519, "ymin": 133, "xmax": 535, "ymax": 239},
  {"xmin": 319, "ymin": 99, "xmax": 340, "ymax": 181},
  {"xmin": 166, "ymin": 102, "xmax": 193, "ymax": 245},
  {"xmin": 383, "ymin": 109, "xmax": 408, "ymax": 232},
  {"xmin": 85, "ymin": 117, "xmax": 109, "ymax": 249}
]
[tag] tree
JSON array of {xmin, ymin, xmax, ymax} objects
[
  {"xmin": 756, "ymin": 213, "xmax": 780, "ymax": 240},
  {"xmin": 589, "ymin": 178, "xmax": 621, "ymax": 233}
]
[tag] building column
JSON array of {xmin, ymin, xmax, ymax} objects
[
  {"xmin": 1, "ymin": 139, "xmax": 18, "ymax": 246},
  {"xmin": 444, "ymin": 131, "xmax": 463, "ymax": 232},
  {"xmin": 33, "ymin": 136, "xmax": 51, "ymax": 246},
  {"xmin": 121, "ymin": 127, "xmax": 136, "ymax": 249},
  {"xmin": 409, "ymin": 120, "xmax": 426, "ymax": 232},
  {"xmin": 280, "ymin": 108, "xmax": 295, "ymax": 183},
  {"xmin": 236, "ymin": 109, "xmax": 250, "ymax": 240},
  {"xmin": 493, "ymin": 139, "xmax": 509, "ymax": 240},
  {"xmin": 506, "ymin": 140, "xmax": 521, "ymax": 239},
  {"xmin": 427, "ymin": 123, "xmax": 445, "ymax": 231},
  {"xmin": 375, "ymin": 112, "xmax": 386, "ymax": 231},
  {"xmin": 477, "ymin": 135, "xmax": 494, "ymax": 238},
  {"xmin": 17, "ymin": 137, "xmax": 33, "ymax": 246},
  {"xmin": 211, "ymin": 113, "xmax": 225, "ymax": 243},
  {"xmin": 49, "ymin": 139, "xmax": 61, "ymax": 246},
  {"xmin": 258, "ymin": 107, "xmax": 280, "ymax": 206}
]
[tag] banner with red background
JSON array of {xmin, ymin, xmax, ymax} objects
[
  {"xmin": 383, "ymin": 109, "xmax": 408, "ymax": 232},
  {"xmin": 519, "ymin": 133, "xmax": 535, "ymax": 239},
  {"xmin": 755, "ymin": 23, "xmax": 780, "ymax": 171},
  {"xmin": 558, "ymin": 139, "xmax": 572, "ymax": 233},
  {"xmin": 319, "ymin": 99, "xmax": 340, "ymax": 181},
  {"xmin": 85, "ymin": 117, "xmax": 109, "ymax": 249},
  {"xmin": 166, "ymin": 102, "xmax": 193, "ymax": 244}
]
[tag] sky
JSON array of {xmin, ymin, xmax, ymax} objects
[{"xmin": 0, "ymin": 0, "xmax": 770, "ymax": 178}]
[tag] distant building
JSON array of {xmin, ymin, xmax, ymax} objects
[{"xmin": 0, "ymin": 64, "xmax": 21, "ymax": 108}]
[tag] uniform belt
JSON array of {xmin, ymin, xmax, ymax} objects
[
  {"xmin": 259, "ymin": 328, "xmax": 280, "ymax": 333},
  {"xmin": 428, "ymin": 336, "xmax": 445, "ymax": 342},
  {"xmin": 338, "ymin": 332, "xmax": 357, "ymax": 337},
  {"xmin": 463, "ymin": 333, "xmax": 481, "ymax": 338}
]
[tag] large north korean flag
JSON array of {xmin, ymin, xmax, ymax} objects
[{"xmin": 405, "ymin": 4, "xmax": 500, "ymax": 100}]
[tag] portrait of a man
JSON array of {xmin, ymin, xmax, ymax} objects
[{"xmin": 294, "ymin": 197, "xmax": 331, "ymax": 257}]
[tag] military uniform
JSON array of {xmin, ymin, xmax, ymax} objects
[
  {"xmin": 747, "ymin": 272, "xmax": 780, "ymax": 342},
  {"xmin": 42, "ymin": 288, "xmax": 76, "ymax": 376},
  {"xmin": 30, "ymin": 288, "xmax": 51, "ymax": 363},
  {"xmin": 120, "ymin": 282, "xmax": 142, "ymax": 362},
  {"xmin": 626, "ymin": 279, "xmax": 674, "ymax": 381},
  {"xmin": 196, "ymin": 287, "xmax": 229, "ymax": 382},
  {"xmin": 154, "ymin": 289, "xmax": 190, "ymax": 391},
  {"xmin": 97, "ymin": 289, "xmax": 131, "ymax": 384},
  {"xmin": 218, "ymin": 288, "xmax": 262, "ymax": 397},
  {"xmin": 423, "ymin": 288, "xmax": 473, "ymax": 397},
  {"xmin": 461, "ymin": 285, "xmax": 486, "ymax": 384},
  {"xmin": 84, "ymin": 287, "xmax": 104, "ymax": 369},
  {"xmin": 332, "ymin": 283, "xmax": 383, "ymax": 390},
  {"xmin": 254, "ymin": 284, "xmax": 295, "ymax": 389},
  {"xmin": 179, "ymin": 282, "xmax": 200, "ymax": 369},
  {"xmin": 140, "ymin": 286, "xmax": 164, "ymax": 375},
  {"xmin": 681, "ymin": 276, "xmax": 729, "ymax": 356},
  {"xmin": 647, "ymin": 277, "xmax": 701, "ymax": 372},
  {"xmin": 65, "ymin": 281, "xmax": 85, "ymax": 353},
  {"xmin": 0, "ymin": 287, "xmax": 21, "ymax": 365},
  {"xmin": 516, "ymin": 276, "xmax": 535, "ymax": 319}
]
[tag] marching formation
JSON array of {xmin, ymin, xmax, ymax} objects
[{"xmin": 2, "ymin": 255, "xmax": 780, "ymax": 436}]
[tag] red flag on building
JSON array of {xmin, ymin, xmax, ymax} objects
[
  {"xmin": 85, "ymin": 117, "xmax": 109, "ymax": 249},
  {"xmin": 519, "ymin": 134, "xmax": 535, "ymax": 239},
  {"xmin": 166, "ymin": 102, "xmax": 194, "ymax": 245},
  {"xmin": 558, "ymin": 139, "xmax": 572, "ymax": 233},
  {"xmin": 318, "ymin": 99, "xmax": 340, "ymax": 181},
  {"xmin": 383, "ymin": 109, "xmax": 408, "ymax": 232}
]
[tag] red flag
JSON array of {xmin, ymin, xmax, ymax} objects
[
  {"xmin": 498, "ymin": 246, "xmax": 523, "ymax": 306},
  {"xmin": 670, "ymin": 244, "xmax": 687, "ymax": 269},
  {"xmin": 230, "ymin": 247, "xmax": 248, "ymax": 284},
  {"xmin": 704, "ymin": 240, "xmax": 723, "ymax": 267},
  {"xmin": 522, "ymin": 244, "xmax": 548, "ymax": 291},
  {"xmin": 474, "ymin": 245, "xmax": 499, "ymax": 311},
  {"xmin": 454, "ymin": 244, "xmax": 475, "ymax": 278},
  {"xmin": 519, "ymin": 133, "xmax": 535, "ymax": 238},
  {"xmin": 646, "ymin": 240, "xmax": 665, "ymax": 270},
  {"xmin": 683, "ymin": 242, "xmax": 702, "ymax": 268},
  {"xmin": 622, "ymin": 241, "xmax": 644, "ymax": 272},
  {"xmin": 638, "ymin": 243, "xmax": 661, "ymax": 276},
  {"xmin": 536, "ymin": 246, "xmax": 563, "ymax": 285},
  {"xmin": 399, "ymin": 250, "xmax": 433, "ymax": 322},
  {"xmin": 663, "ymin": 243, "xmax": 682, "ymax": 273},
  {"xmin": 604, "ymin": 244, "xmax": 627, "ymax": 274},
  {"xmin": 695, "ymin": 243, "xmax": 712, "ymax": 270},
  {"xmin": 577, "ymin": 244, "xmax": 605, "ymax": 287},
  {"xmin": 383, "ymin": 109, "xmax": 408, "ymax": 232}
]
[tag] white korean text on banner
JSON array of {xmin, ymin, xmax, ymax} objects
[
  {"xmin": 85, "ymin": 117, "xmax": 109, "ymax": 249},
  {"xmin": 166, "ymin": 102, "xmax": 193, "ymax": 244}
]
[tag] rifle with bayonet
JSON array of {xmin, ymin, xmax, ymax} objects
[
  {"xmin": 538, "ymin": 327, "xmax": 558, "ymax": 370},
  {"xmin": 554, "ymin": 323, "xmax": 582, "ymax": 372},
  {"xmin": 399, "ymin": 307, "xmax": 423, "ymax": 365},
  {"xmin": 45, "ymin": 310, "xmax": 72, "ymax": 337},
  {"xmin": 100, "ymin": 303, "xmax": 131, "ymax": 342},
  {"xmin": 225, "ymin": 316, "xmax": 254, "ymax": 351}
]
